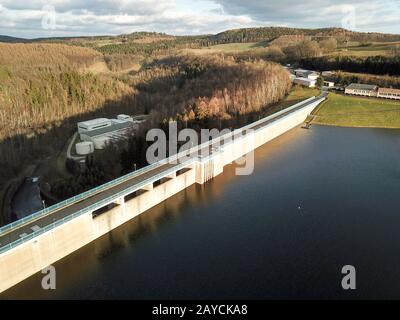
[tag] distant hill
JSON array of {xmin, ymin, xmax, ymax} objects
[
  {"xmin": 1, "ymin": 27, "xmax": 400, "ymax": 55},
  {"xmin": 209, "ymin": 27, "xmax": 400, "ymax": 44},
  {"xmin": 0, "ymin": 35, "xmax": 29, "ymax": 43},
  {"xmin": 1, "ymin": 27, "xmax": 400, "ymax": 46}
]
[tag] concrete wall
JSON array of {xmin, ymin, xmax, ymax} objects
[
  {"xmin": 0, "ymin": 99, "xmax": 322, "ymax": 293},
  {"xmin": 0, "ymin": 167, "xmax": 197, "ymax": 292}
]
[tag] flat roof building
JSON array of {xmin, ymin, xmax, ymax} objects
[
  {"xmin": 293, "ymin": 77, "xmax": 316, "ymax": 88},
  {"xmin": 77, "ymin": 116, "xmax": 136, "ymax": 149},
  {"xmin": 78, "ymin": 118, "xmax": 112, "ymax": 133},
  {"xmin": 294, "ymin": 69, "xmax": 319, "ymax": 80},
  {"xmin": 345, "ymin": 83, "xmax": 378, "ymax": 97},
  {"xmin": 305, "ymin": 72, "xmax": 320, "ymax": 81},
  {"xmin": 377, "ymin": 88, "xmax": 400, "ymax": 100}
]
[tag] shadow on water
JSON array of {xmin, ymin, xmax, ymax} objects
[
  {"xmin": 0, "ymin": 124, "xmax": 312, "ymax": 300},
  {"xmin": 4, "ymin": 100, "xmax": 400, "ymax": 299},
  {"xmin": 0, "ymin": 156, "xmax": 243, "ymax": 299}
]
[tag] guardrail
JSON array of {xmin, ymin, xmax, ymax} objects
[
  {"xmin": 0, "ymin": 160, "xmax": 165, "ymax": 235},
  {"xmin": 0, "ymin": 158, "xmax": 195, "ymax": 254},
  {"xmin": 0, "ymin": 96, "xmax": 319, "ymax": 238}
]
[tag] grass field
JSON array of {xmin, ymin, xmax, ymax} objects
[
  {"xmin": 188, "ymin": 40, "xmax": 399, "ymax": 57},
  {"xmin": 281, "ymin": 86, "xmax": 320, "ymax": 108},
  {"xmin": 261, "ymin": 86, "xmax": 320, "ymax": 119},
  {"xmin": 182, "ymin": 42, "xmax": 263, "ymax": 55},
  {"xmin": 203, "ymin": 40, "xmax": 400, "ymax": 57},
  {"xmin": 313, "ymin": 93, "xmax": 400, "ymax": 128},
  {"xmin": 208, "ymin": 42, "xmax": 261, "ymax": 52},
  {"xmin": 333, "ymin": 41, "xmax": 400, "ymax": 57}
]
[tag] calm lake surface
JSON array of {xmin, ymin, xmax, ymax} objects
[{"xmin": 3, "ymin": 125, "xmax": 400, "ymax": 299}]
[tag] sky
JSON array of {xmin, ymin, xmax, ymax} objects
[{"xmin": 0, "ymin": 0, "xmax": 399, "ymax": 38}]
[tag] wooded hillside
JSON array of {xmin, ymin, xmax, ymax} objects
[
  {"xmin": 0, "ymin": 44, "xmax": 291, "ymax": 203},
  {"xmin": 50, "ymin": 54, "xmax": 292, "ymax": 200},
  {"xmin": 301, "ymin": 55, "xmax": 400, "ymax": 76},
  {"xmin": 0, "ymin": 43, "xmax": 134, "ymax": 141}
]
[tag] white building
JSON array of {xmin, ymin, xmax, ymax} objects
[
  {"xmin": 306, "ymin": 72, "xmax": 320, "ymax": 81},
  {"xmin": 76, "ymin": 141, "xmax": 95, "ymax": 155},
  {"xmin": 324, "ymin": 81, "xmax": 335, "ymax": 87},
  {"xmin": 77, "ymin": 115, "xmax": 136, "ymax": 150},
  {"xmin": 293, "ymin": 77, "xmax": 316, "ymax": 88},
  {"xmin": 77, "ymin": 118, "xmax": 112, "ymax": 133},
  {"xmin": 294, "ymin": 69, "xmax": 319, "ymax": 80},
  {"xmin": 345, "ymin": 83, "xmax": 378, "ymax": 97},
  {"xmin": 377, "ymin": 88, "xmax": 400, "ymax": 100}
]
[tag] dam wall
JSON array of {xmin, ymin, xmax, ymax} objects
[{"xmin": 0, "ymin": 96, "xmax": 324, "ymax": 293}]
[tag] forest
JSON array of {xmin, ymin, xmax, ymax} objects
[
  {"xmin": 51, "ymin": 55, "xmax": 292, "ymax": 200},
  {"xmin": 209, "ymin": 27, "xmax": 400, "ymax": 44},
  {"xmin": 301, "ymin": 55, "xmax": 400, "ymax": 76},
  {"xmin": 330, "ymin": 72, "xmax": 400, "ymax": 89},
  {"xmin": 0, "ymin": 42, "xmax": 292, "ymax": 213}
]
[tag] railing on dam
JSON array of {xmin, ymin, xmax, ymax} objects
[
  {"xmin": 0, "ymin": 96, "xmax": 317, "ymax": 236},
  {"xmin": 0, "ymin": 95, "xmax": 323, "ymax": 254},
  {"xmin": 0, "ymin": 158, "xmax": 195, "ymax": 254}
]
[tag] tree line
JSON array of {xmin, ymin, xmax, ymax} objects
[
  {"xmin": 331, "ymin": 72, "xmax": 400, "ymax": 89},
  {"xmin": 301, "ymin": 55, "xmax": 400, "ymax": 76}
]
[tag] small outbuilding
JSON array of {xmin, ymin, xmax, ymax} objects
[
  {"xmin": 294, "ymin": 69, "xmax": 319, "ymax": 80},
  {"xmin": 324, "ymin": 81, "xmax": 335, "ymax": 87},
  {"xmin": 294, "ymin": 77, "xmax": 316, "ymax": 88},
  {"xmin": 76, "ymin": 141, "xmax": 95, "ymax": 155}
]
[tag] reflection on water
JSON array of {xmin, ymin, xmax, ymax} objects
[{"xmin": 2, "ymin": 125, "xmax": 400, "ymax": 299}]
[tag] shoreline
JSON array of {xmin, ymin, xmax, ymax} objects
[
  {"xmin": 311, "ymin": 122, "xmax": 400, "ymax": 130},
  {"xmin": 311, "ymin": 92, "xmax": 400, "ymax": 130}
]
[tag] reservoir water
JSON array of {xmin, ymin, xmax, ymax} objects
[{"xmin": 2, "ymin": 125, "xmax": 400, "ymax": 299}]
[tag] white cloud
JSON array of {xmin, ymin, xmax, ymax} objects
[
  {"xmin": 0, "ymin": 0, "xmax": 173, "ymax": 14},
  {"xmin": 0, "ymin": 0, "xmax": 262, "ymax": 37},
  {"xmin": 0, "ymin": 0, "xmax": 399, "ymax": 38},
  {"xmin": 212, "ymin": 0, "xmax": 400, "ymax": 32}
]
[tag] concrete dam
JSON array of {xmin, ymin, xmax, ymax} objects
[{"xmin": 0, "ymin": 94, "xmax": 326, "ymax": 293}]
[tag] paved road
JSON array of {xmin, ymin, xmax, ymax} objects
[{"xmin": 0, "ymin": 94, "xmax": 325, "ymax": 251}]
